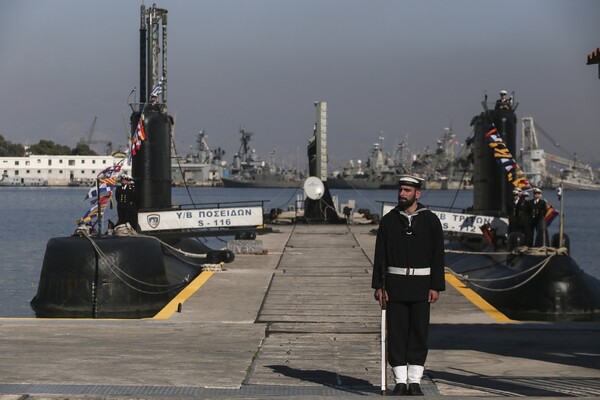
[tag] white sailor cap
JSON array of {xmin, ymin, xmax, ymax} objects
[
  {"xmin": 500, "ymin": 90, "xmax": 508, "ymax": 95},
  {"xmin": 398, "ymin": 175, "xmax": 424, "ymax": 189},
  {"xmin": 533, "ymin": 187, "xmax": 542, "ymax": 194},
  {"xmin": 512, "ymin": 188, "xmax": 522, "ymax": 195}
]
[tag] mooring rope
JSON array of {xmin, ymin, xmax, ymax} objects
[
  {"xmin": 445, "ymin": 245, "xmax": 568, "ymax": 257},
  {"xmin": 114, "ymin": 226, "xmax": 229, "ymax": 270},
  {"xmin": 83, "ymin": 235, "xmax": 188, "ymax": 295},
  {"xmin": 77, "ymin": 225, "xmax": 224, "ymax": 295},
  {"xmin": 114, "ymin": 223, "xmax": 214, "ymax": 259},
  {"xmin": 445, "ymin": 249, "xmax": 513, "ymax": 255},
  {"xmin": 445, "ymin": 245, "xmax": 568, "ymax": 292}
]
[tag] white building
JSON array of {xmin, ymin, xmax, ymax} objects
[{"xmin": 0, "ymin": 155, "xmax": 131, "ymax": 186}]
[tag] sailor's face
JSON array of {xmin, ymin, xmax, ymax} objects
[{"xmin": 397, "ymin": 185, "xmax": 419, "ymax": 209}]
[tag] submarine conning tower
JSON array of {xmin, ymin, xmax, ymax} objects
[
  {"xmin": 131, "ymin": 4, "xmax": 171, "ymax": 211},
  {"xmin": 131, "ymin": 111, "xmax": 172, "ymax": 210},
  {"xmin": 303, "ymin": 101, "xmax": 342, "ymax": 223},
  {"xmin": 471, "ymin": 107, "xmax": 518, "ymax": 216}
]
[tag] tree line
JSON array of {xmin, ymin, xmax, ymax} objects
[{"xmin": 0, "ymin": 135, "xmax": 98, "ymax": 157}]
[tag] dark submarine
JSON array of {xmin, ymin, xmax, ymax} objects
[
  {"xmin": 30, "ymin": 4, "xmax": 239, "ymax": 318},
  {"xmin": 443, "ymin": 100, "xmax": 600, "ymax": 321}
]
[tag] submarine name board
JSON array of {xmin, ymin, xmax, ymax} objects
[
  {"xmin": 138, "ymin": 207, "xmax": 263, "ymax": 231},
  {"xmin": 431, "ymin": 211, "xmax": 508, "ymax": 234},
  {"xmin": 382, "ymin": 205, "xmax": 508, "ymax": 234}
]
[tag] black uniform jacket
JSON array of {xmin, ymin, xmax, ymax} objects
[
  {"xmin": 116, "ymin": 184, "xmax": 137, "ymax": 209},
  {"xmin": 372, "ymin": 203, "xmax": 446, "ymax": 302},
  {"xmin": 508, "ymin": 197, "xmax": 529, "ymax": 231},
  {"xmin": 528, "ymin": 198, "xmax": 547, "ymax": 225}
]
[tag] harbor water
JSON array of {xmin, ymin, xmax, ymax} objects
[{"xmin": 1, "ymin": 186, "xmax": 598, "ymax": 318}]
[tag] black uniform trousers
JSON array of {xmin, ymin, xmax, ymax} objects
[
  {"xmin": 118, "ymin": 206, "xmax": 138, "ymax": 229},
  {"xmin": 387, "ymin": 300, "xmax": 430, "ymax": 366}
]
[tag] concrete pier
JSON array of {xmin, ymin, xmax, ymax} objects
[{"xmin": 1, "ymin": 224, "xmax": 599, "ymax": 399}]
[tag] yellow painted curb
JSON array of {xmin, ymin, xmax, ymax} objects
[
  {"xmin": 153, "ymin": 271, "xmax": 214, "ymax": 320},
  {"xmin": 445, "ymin": 272, "xmax": 514, "ymax": 322}
]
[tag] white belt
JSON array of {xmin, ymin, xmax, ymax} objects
[{"xmin": 387, "ymin": 267, "xmax": 431, "ymax": 276}]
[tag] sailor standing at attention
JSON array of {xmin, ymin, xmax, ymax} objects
[
  {"xmin": 508, "ymin": 188, "xmax": 528, "ymax": 235},
  {"xmin": 372, "ymin": 175, "xmax": 446, "ymax": 396},
  {"xmin": 116, "ymin": 174, "xmax": 138, "ymax": 230},
  {"xmin": 528, "ymin": 187, "xmax": 548, "ymax": 246}
]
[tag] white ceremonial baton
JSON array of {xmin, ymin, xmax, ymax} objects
[{"xmin": 380, "ymin": 288, "xmax": 388, "ymax": 395}]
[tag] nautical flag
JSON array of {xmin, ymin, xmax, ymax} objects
[
  {"xmin": 129, "ymin": 135, "xmax": 138, "ymax": 157},
  {"xmin": 84, "ymin": 160, "xmax": 123, "ymax": 201},
  {"xmin": 556, "ymin": 186, "xmax": 562, "ymax": 202},
  {"xmin": 96, "ymin": 192, "xmax": 114, "ymax": 210},
  {"xmin": 545, "ymin": 203, "xmax": 559, "ymax": 226},
  {"xmin": 129, "ymin": 111, "xmax": 147, "ymax": 161},
  {"xmin": 98, "ymin": 163, "xmax": 123, "ymax": 177},
  {"xmin": 135, "ymin": 113, "xmax": 146, "ymax": 141},
  {"xmin": 79, "ymin": 159, "xmax": 123, "ymax": 226},
  {"xmin": 150, "ymin": 76, "xmax": 164, "ymax": 97},
  {"xmin": 126, "ymin": 80, "xmax": 161, "ymax": 162},
  {"xmin": 80, "ymin": 204, "xmax": 99, "ymax": 224},
  {"xmin": 98, "ymin": 176, "xmax": 118, "ymax": 186},
  {"xmin": 84, "ymin": 186, "xmax": 97, "ymax": 201},
  {"xmin": 85, "ymin": 186, "xmax": 105, "ymax": 202},
  {"xmin": 130, "ymin": 133, "xmax": 142, "ymax": 154},
  {"xmin": 484, "ymin": 123, "xmax": 530, "ymax": 191},
  {"xmin": 85, "ymin": 185, "xmax": 113, "ymax": 205},
  {"xmin": 79, "ymin": 197, "xmax": 112, "ymax": 226},
  {"xmin": 84, "ymin": 180, "xmax": 113, "ymax": 201}
]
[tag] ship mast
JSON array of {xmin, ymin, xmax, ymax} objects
[
  {"xmin": 132, "ymin": 3, "xmax": 172, "ymax": 210},
  {"xmin": 313, "ymin": 101, "xmax": 328, "ymax": 181},
  {"xmin": 140, "ymin": 4, "xmax": 168, "ymax": 109}
]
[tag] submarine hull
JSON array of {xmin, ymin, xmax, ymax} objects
[
  {"xmin": 30, "ymin": 236, "xmax": 206, "ymax": 318},
  {"xmin": 446, "ymin": 239, "xmax": 600, "ymax": 321}
]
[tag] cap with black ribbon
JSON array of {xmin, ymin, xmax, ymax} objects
[{"xmin": 397, "ymin": 175, "xmax": 424, "ymax": 189}]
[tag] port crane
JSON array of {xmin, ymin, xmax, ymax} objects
[
  {"xmin": 520, "ymin": 117, "xmax": 597, "ymax": 189},
  {"xmin": 79, "ymin": 116, "xmax": 113, "ymax": 155}
]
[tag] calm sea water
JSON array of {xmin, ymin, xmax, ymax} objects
[{"xmin": 0, "ymin": 186, "xmax": 598, "ymax": 318}]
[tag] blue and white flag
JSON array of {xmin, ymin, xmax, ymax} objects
[
  {"xmin": 150, "ymin": 76, "xmax": 164, "ymax": 97},
  {"xmin": 556, "ymin": 186, "xmax": 562, "ymax": 202},
  {"xmin": 85, "ymin": 185, "xmax": 113, "ymax": 204}
]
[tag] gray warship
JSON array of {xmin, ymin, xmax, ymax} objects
[
  {"xmin": 220, "ymin": 127, "xmax": 303, "ymax": 188},
  {"xmin": 328, "ymin": 128, "xmax": 472, "ymax": 190},
  {"xmin": 171, "ymin": 130, "xmax": 225, "ymax": 187}
]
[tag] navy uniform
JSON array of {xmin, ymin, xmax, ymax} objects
[
  {"xmin": 495, "ymin": 90, "xmax": 512, "ymax": 110},
  {"xmin": 528, "ymin": 188, "xmax": 548, "ymax": 246},
  {"xmin": 116, "ymin": 175, "xmax": 138, "ymax": 229},
  {"xmin": 508, "ymin": 188, "xmax": 528, "ymax": 234},
  {"xmin": 372, "ymin": 175, "xmax": 445, "ymax": 395}
]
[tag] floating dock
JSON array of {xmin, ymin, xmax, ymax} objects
[{"xmin": 1, "ymin": 224, "xmax": 599, "ymax": 398}]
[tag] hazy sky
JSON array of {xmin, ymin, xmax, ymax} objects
[{"xmin": 1, "ymin": 0, "xmax": 599, "ymax": 170}]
